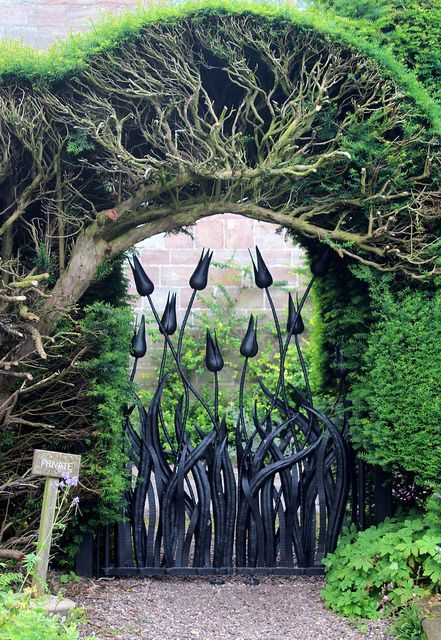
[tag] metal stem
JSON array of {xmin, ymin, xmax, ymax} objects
[{"xmin": 146, "ymin": 294, "xmax": 216, "ymax": 428}]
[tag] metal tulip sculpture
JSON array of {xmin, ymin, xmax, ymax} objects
[
  {"xmin": 160, "ymin": 293, "xmax": 177, "ymax": 336},
  {"xmin": 119, "ymin": 244, "xmax": 349, "ymax": 576},
  {"xmin": 129, "ymin": 255, "xmax": 154, "ymax": 296},
  {"xmin": 190, "ymin": 249, "xmax": 213, "ymax": 290}
]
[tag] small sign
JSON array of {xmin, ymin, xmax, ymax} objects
[{"xmin": 32, "ymin": 449, "xmax": 81, "ymax": 479}]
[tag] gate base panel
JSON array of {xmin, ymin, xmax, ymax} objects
[{"xmin": 101, "ymin": 566, "xmax": 324, "ymax": 577}]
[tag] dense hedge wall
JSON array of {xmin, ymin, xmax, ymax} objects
[
  {"xmin": 348, "ymin": 281, "xmax": 441, "ymax": 487},
  {"xmin": 312, "ymin": 0, "xmax": 441, "ymax": 101},
  {"xmin": 0, "ymin": 1, "xmax": 439, "ymax": 131},
  {"xmin": 301, "ymin": 0, "xmax": 440, "ymax": 525}
]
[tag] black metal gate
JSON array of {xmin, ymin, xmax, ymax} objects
[{"xmin": 99, "ymin": 245, "xmax": 350, "ymax": 577}]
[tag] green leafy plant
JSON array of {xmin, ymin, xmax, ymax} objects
[
  {"xmin": 66, "ymin": 130, "xmax": 94, "ymax": 156},
  {"xmin": 0, "ymin": 590, "xmax": 95, "ymax": 640},
  {"xmin": 58, "ymin": 572, "xmax": 80, "ymax": 585},
  {"xmin": 389, "ymin": 604, "xmax": 424, "ymax": 640},
  {"xmin": 322, "ymin": 515, "xmax": 441, "ymax": 618},
  {"xmin": 0, "ymin": 563, "xmax": 21, "ymax": 592}
]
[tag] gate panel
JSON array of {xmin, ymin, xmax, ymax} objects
[{"xmin": 107, "ymin": 246, "xmax": 349, "ymax": 576}]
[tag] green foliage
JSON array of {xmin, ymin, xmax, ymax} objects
[
  {"xmin": 322, "ymin": 515, "xmax": 441, "ymax": 619},
  {"xmin": 65, "ymin": 130, "xmax": 94, "ymax": 156},
  {"xmin": 0, "ymin": 567, "xmax": 21, "ymax": 592},
  {"xmin": 426, "ymin": 490, "xmax": 441, "ymax": 533},
  {"xmin": 79, "ymin": 255, "xmax": 129, "ymax": 308},
  {"xmin": 312, "ymin": 0, "xmax": 441, "ymax": 100},
  {"xmin": 348, "ymin": 284, "xmax": 441, "ymax": 488},
  {"xmin": 307, "ymin": 255, "xmax": 371, "ymax": 391},
  {"xmin": 32, "ymin": 244, "xmax": 58, "ymax": 287},
  {"xmin": 0, "ymin": 591, "xmax": 95, "ymax": 640},
  {"xmin": 0, "ymin": 1, "xmax": 439, "ymax": 132},
  {"xmin": 58, "ymin": 572, "xmax": 80, "ymax": 585},
  {"xmin": 389, "ymin": 604, "xmax": 424, "ymax": 640},
  {"xmin": 77, "ymin": 302, "xmax": 132, "ymax": 524}
]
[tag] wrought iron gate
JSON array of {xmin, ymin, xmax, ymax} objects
[{"xmin": 102, "ymin": 245, "xmax": 349, "ymax": 577}]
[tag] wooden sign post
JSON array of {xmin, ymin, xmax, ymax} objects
[{"xmin": 31, "ymin": 450, "xmax": 81, "ymax": 594}]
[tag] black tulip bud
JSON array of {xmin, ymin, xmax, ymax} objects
[
  {"xmin": 249, "ymin": 246, "xmax": 273, "ymax": 289},
  {"xmin": 129, "ymin": 255, "xmax": 155, "ymax": 296},
  {"xmin": 205, "ymin": 329, "xmax": 224, "ymax": 373},
  {"xmin": 131, "ymin": 315, "xmax": 147, "ymax": 358},
  {"xmin": 159, "ymin": 292, "xmax": 177, "ymax": 336},
  {"xmin": 190, "ymin": 249, "xmax": 213, "ymax": 290},
  {"xmin": 240, "ymin": 314, "xmax": 259, "ymax": 358},
  {"xmin": 287, "ymin": 293, "xmax": 304, "ymax": 335},
  {"xmin": 310, "ymin": 245, "xmax": 333, "ymax": 277}
]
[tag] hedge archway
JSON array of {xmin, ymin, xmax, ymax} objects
[{"xmin": 0, "ymin": 2, "xmax": 440, "ymax": 547}]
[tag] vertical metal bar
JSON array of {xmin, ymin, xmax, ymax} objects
[
  {"xmin": 103, "ymin": 524, "xmax": 110, "ymax": 569},
  {"xmin": 374, "ymin": 466, "xmax": 393, "ymax": 525},
  {"xmin": 358, "ymin": 460, "xmax": 366, "ymax": 530},
  {"xmin": 95, "ymin": 527, "xmax": 101, "ymax": 578},
  {"xmin": 75, "ymin": 532, "xmax": 94, "ymax": 578}
]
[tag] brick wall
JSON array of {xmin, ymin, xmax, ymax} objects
[
  {"xmin": 131, "ymin": 213, "xmax": 305, "ymax": 321},
  {"xmin": 130, "ymin": 213, "xmax": 307, "ymax": 377},
  {"xmin": 0, "ymin": 0, "xmax": 153, "ymax": 49}
]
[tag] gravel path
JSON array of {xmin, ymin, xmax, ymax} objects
[{"xmin": 63, "ymin": 576, "xmax": 391, "ymax": 640}]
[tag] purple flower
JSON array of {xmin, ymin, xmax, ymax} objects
[
  {"xmin": 61, "ymin": 471, "xmax": 70, "ymax": 481},
  {"xmin": 71, "ymin": 496, "xmax": 80, "ymax": 506},
  {"xmin": 68, "ymin": 476, "xmax": 78, "ymax": 487},
  {"xmin": 383, "ymin": 595, "xmax": 389, "ymax": 601},
  {"xmin": 58, "ymin": 480, "xmax": 66, "ymax": 488}
]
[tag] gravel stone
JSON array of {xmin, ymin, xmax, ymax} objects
[{"xmin": 63, "ymin": 576, "xmax": 391, "ymax": 640}]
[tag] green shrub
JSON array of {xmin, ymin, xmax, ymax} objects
[
  {"xmin": 312, "ymin": 0, "xmax": 441, "ymax": 100},
  {"xmin": 322, "ymin": 515, "xmax": 441, "ymax": 618},
  {"xmin": 76, "ymin": 302, "xmax": 132, "ymax": 524},
  {"xmin": 389, "ymin": 604, "xmax": 424, "ymax": 640},
  {"xmin": 426, "ymin": 489, "xmax": 441, "ymax": 533},
  {"xmin": 349, "ymin": 285, "xmax": 441, "ymax": 488},
  {"xmin": 0, "ymin": 591, "xmax": 95, "ymax": 640}
]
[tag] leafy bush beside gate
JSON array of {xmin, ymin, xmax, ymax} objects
[
  {"xmin": 322, "ymin": 515, "xmax": 441, "ymax": 618},
  {"xmin": 349, "ymin": 283, "xmax": 441, "ymax": 497}
]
